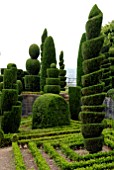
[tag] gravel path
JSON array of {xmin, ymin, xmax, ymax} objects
[{"xmin": 0, "ymin": 147, "xmax": 15, "ymax": 170}]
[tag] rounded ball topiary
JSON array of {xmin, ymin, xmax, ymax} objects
[
  {"xmin": 32, "ymin": 93, "xmax": 70, "ymax": 129},
  {"xmin": 29, "ymin": 44, "xmax": 40, "ymax": 59},
  {"xmin": 26, "ymin": 58, "xmax": 40, "ymax": 75}
]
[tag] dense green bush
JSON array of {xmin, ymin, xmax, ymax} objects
[
  {"xmin": 26, "ymin": 58, "xmax": 40, "ymax": 75},
  {"xmin": 29, "ymin": 44, "xmax": 40, "ymax": 59},
  {"xmin": 1, "ymin": 104, "xmax": 22, "ymax": 133},
  {"xmin": 40, "ymin": 36, "xmax": 57, "ymax": 91},
  {"xmin": 40, "ymin": 28, "xmax": 48, "ymax": 61},
  {"xmin": 17, "ymin": 80, "xmax": 23, "ymax": 95},
  {"xmin": 68, "ymin": 86, "xmax": 81, "ymax": 120},
  {"xmin": 44, "ymin": 63, "xmax": 60, "ymax": 94},
  {"xmin": 0, "ymin": 129, "xmax": 4, "ymax": 147},
  {"xmin": 32, "ymin": 93, "xmax": 70, "ymax": 129}
]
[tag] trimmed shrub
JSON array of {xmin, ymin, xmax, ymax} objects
[
  {"xmin": 76, "ymin": 32, "xmax": 86, "ymax": 87},
  {"xmin": 84, "ymin": 135, "xmax": 104, "ymax": 153},
  {"xmin": 68, "ymin": 86, "xmax": 81, "ymax": 120},
  {"xmin": 1, "ymin": 89, "xmax": 18, "ymax": 112},
  {"xmin": 0, "ymin": 129, "xmax": 4, "ymax": 147},
  {"xmin": 59, "ymin": 51, "xmax": 66, "ymax": 91},
  {"xmin": 81, "ymin": 105, "xmax": 105, "ymax": 112},
  {"xmin": 7, "ymin": 63, "xmax": 17, "ymax": 69},
  {"xmin": 1, "ymin": 105, "xmax": 22, "ymax": 133},
  {"xmin": 40, "ymin": 28, "xmax": 48, "ymax": 61},
  {"xmin": 26, "ymin": 58, "xmax": 40, "ymax": 75},
  {"xmin": 24, "ymin": 75, "xmax": 40, "ymax": 92},
  {"xmin": 40, "ymin": 36, "xmax": 57, "ymax": 91},
  {"xmin": 44, "ymin": 85, "xmax": 60, "ymax": 94},
  {"xmin": 79, "ymin": 111, "xmax": 105, "ymax": 123},
  {"xmin": 17, "ymin": 80, "xmax": 23, "ymax": 95},
  {"xmin": 29, "ymin": 44, "xmax": 40, "ymax": 59},
  {"xmin": 11, "ymin": 134, "xmax": 19, "ymax": 142},
  {"xmin": 32, "ymin": 93, "xmax": 70, "ymax": 129}
]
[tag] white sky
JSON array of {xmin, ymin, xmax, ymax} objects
[{"xmin": 0, "ymin": 0, "xmax": 113, "ymax": 71}]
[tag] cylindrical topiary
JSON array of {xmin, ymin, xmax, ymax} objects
[
  {"xmin": 40, "ymin": 28, "xmax": 48, "ymax": 61},
  {"xmin": 44, "ymin": 63, "xmax": 60, "ymax": 94},
  {"xmin": 32, "ymin": 93, "xmax": 70, "ymax": 129},
  {"xmin": 59, "ymin": 51, "xmax": 66, "ymax": 91},
  {"xmin": 68, "ymin": 86, "xmax": 81, "ymax": 120},
  {"xmin": 80, "ymin": 4, "xmax": 106, "ymax": 153},
  {"xmin": 40, "ymin": 36, "xmax": 57, "ymax": 91}
]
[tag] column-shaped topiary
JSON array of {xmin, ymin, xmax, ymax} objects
[
  {"xmin": 59, "ymin": 51, "xmax": 66, "ymax": 91},
  {"xmin": 40, "ymin": 28, "xmax": 48, "ymax": 61},
  {"xmin": 25, "ymin": 44, "xmax": 40, "ymax": 92},
  {"xmin": 68, "ymin": 86, "xmax": 81, "ymax": 120},
  {"xmin": 108, "ymin": 46, "xmax": 114, "ymax": 88},
  {"xmin": 76, "ymin": 33, "xmax": 86, "ymax": 87},
  {"xmin": 79, "ymin": 4, "xmax": 106, "ymax": 153},
  {"xmin": 1, "ymin": 65, "xmax": 22, "ymax": 133},
  {"xmin": 44, "ymin": 63, "xmax": 60, "ymax": 94},
  {"xmin": 40, "ymin": 36, "xmax": 57, "ymax": 91}
]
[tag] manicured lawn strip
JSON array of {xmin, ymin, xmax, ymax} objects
[
  {"xmin": 28, "ymin": 141, "xmax": 50, "ymax": 170},
  {"xmin": 76, "ymin": 162, "xmax": 114, "ymax": 170},
  {"xmin": 12, "ymin": 142, "xmax": 26, "ymax": 170},
  {"xmin": 43, "ymin": 143, "xmax": 114, "ymax": 170},
  {"xmin": 60, "ymin": 143, "xmax": 114, "ymax": 161},
  {"xmin": 18, "ymin": 133, "xmax": 83, "ymax": 145}
]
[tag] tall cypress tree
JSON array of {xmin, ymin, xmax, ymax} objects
[
  {"xmin": 40, "ymin": 36, "xmax": 57, "ymax": 91},
  {"xmin": 40, "ymin": 28, "xmax": 48, "ymax": 61},
  {"xmin": 76, "ymin": 33, "xmax": 86, "ymax": 87}
]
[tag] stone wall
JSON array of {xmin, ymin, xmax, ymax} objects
[{"xmin": 103, "ymin": 97, "xmax": 114, "ymax": 119}]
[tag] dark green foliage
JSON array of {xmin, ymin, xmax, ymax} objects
[
  {"xmin": 11, "ymin": 134, "xmax": 19, "ymax": 142},
  {"xmin": 7, "ymin": 63, "xmax": 17, "ymax": 69},
  {"xmin": 82, "ymin": 123, "xmax": 104, "ymax": 138},
  {"xmin": 84, "ymin": 135, "xmax": 104, "ymax": 153},
  {"xmin": 17, "ymin": 80, "xmax": 23, "ymax": 94},
  {"xmin": 1, "ymin": 68, "xmax": 5, "ymax": 75},
  {"xmin": 0, "ymin": 129, "xmax": 4, "ymax": 147},
  {"xmin": 44, "ymin": 85, "xmax": 60, "ymax": 94},
  {"xmin": 68, "ymin": 86, "xmax": 81, "ymax": 120},
  {"xmin": 0, "ymin": 82, "xmax": 3, "ymax": 91},
  {"xmin": 0, "ymin": 75, "xmax": 3, "ymax": 82},
  {"xmin": 81, "ymin": 93, "xmax": 106, "ymax": 106},
  {"xmin": 40, "ymin": 36, "xmax": 57, "ymax": 91},
  {"xmin": 29, "ymin": 44, "xmax": 40, "ymax": 59},
  {"xmin": 44, "ymin": 63, "xmax": 60, "ymax": 94},
  {"xmin": 3, "ymin": 67, "xmax": 17, "ymax": 89},
  {"xmin": 32, "ymin": 93, "xmax": 70, "ymax": 129},
  {"xmin": 76, "ymin": 33, "xmax": 86, "ymax": 87},
  {"xmin": 79, "ymin": 111, "xmax": 105, "ymax": 123},
  {"xmin": 82, "ymin": 36, "xmax": 104, "ymax": 60},
  {"xmin": 80, "ymin": 4, "xmax": 105, "ymax": 153},
  {"xmin": 17, "ymin": 69, "xmax": 24, "ymax": 81},
  {"xmin": 24, "ymin": 75, "xmax": 40, "ymax": 92},
  {"xmin": 81, "ymin": 83, "xmax": 105, "ymax": 96},
  {"xmin": 40, "ymin": 28, "xmax": 48, "ymax": 61},
  {"xmin": 1, "ymin": 105, "xmax": 22, "ymax": 133},
  {"xmin": 26, "ymin": 58, "xmax": 40, "ymax": 75},
  {"xmin": 1, "ymin": 89, "xmax": 18, "ymax": 112},
  {"xmin": 59, "ymin": 51, "xmax": 66, "ymax": 91},
  {"xmin": 81, "ymin": 70, "xmax": 103, "ymax": 87},
  {"xmin": 82, "ymin": 55, "xmax": 105, "ymax": 74}
]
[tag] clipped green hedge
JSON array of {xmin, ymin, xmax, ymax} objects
[
  {"xmin": 46, "ymin": 78, "xmax": 60, "ymax": 85},
  {"xmin": 1, "ymin": 89, "xmax": 18, "ymax": 112},
  {"xmin": 81, "ymin": 93, "xmax": 106, "ymax": 105},
  {"xmin": 68, "ymin": 86, "xmax": 81, "ymax": 120},
  {"xmin": 84, "ymin": 135, "xmax": 104, "ymax": 153},
  {"xmin": 24, "ymin": 75, "xmax": 40, "ymax": 92},
  {"xmin": 81, "ymin": 70, "xmax": 103, "ymax": 87},
  {"xmin": 44, "ymin": 85, "xmax": 60, "ymax": 94},
  {"xmin": 32, "ymin": 93, "xmax": 70, "ymax": 129},
  {"xmin": 81, "ymin": 105, "xmax": 105, "ymax": 112},
  {"xmin": 79, "ymin": 111, "xmax": 105, "ymax": 123},
  {"xmin": 81, "ymin": 83, "xmax": 104, "ymax": 96},
  {"xmin": 26, "ymin": 58, "xmax": 40, "ymax": 75}
]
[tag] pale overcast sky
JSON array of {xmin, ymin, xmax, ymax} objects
[{"xmin": 0, "ymin": 0, "xmax": 113, "ymax": 71}]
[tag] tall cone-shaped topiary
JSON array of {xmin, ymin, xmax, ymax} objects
[
  {"xmin": 40, "ymin": 28, "xmax": 48, "ymax": 61},
  {"xmin": 25, "ymin": 44, "xmax": 40, "ymax": 92},
  {"xmin": 79, "ymin": 4, "xmax": 106, "ymax": 153},
  {"xmin": 59, "ymin": 51, "xmax": 66, "ymax": 91},
  {"xmin": 40, "ymin": 36, "xmax": 57, "ymax": 91},
  {"xmin": 76, "ymin": 33, "xmax": 86, "ymax": 87}
]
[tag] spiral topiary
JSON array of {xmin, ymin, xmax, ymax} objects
[{"xmin": 79, "ymin": 4, "xmax": 106, "ymax": 153}]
